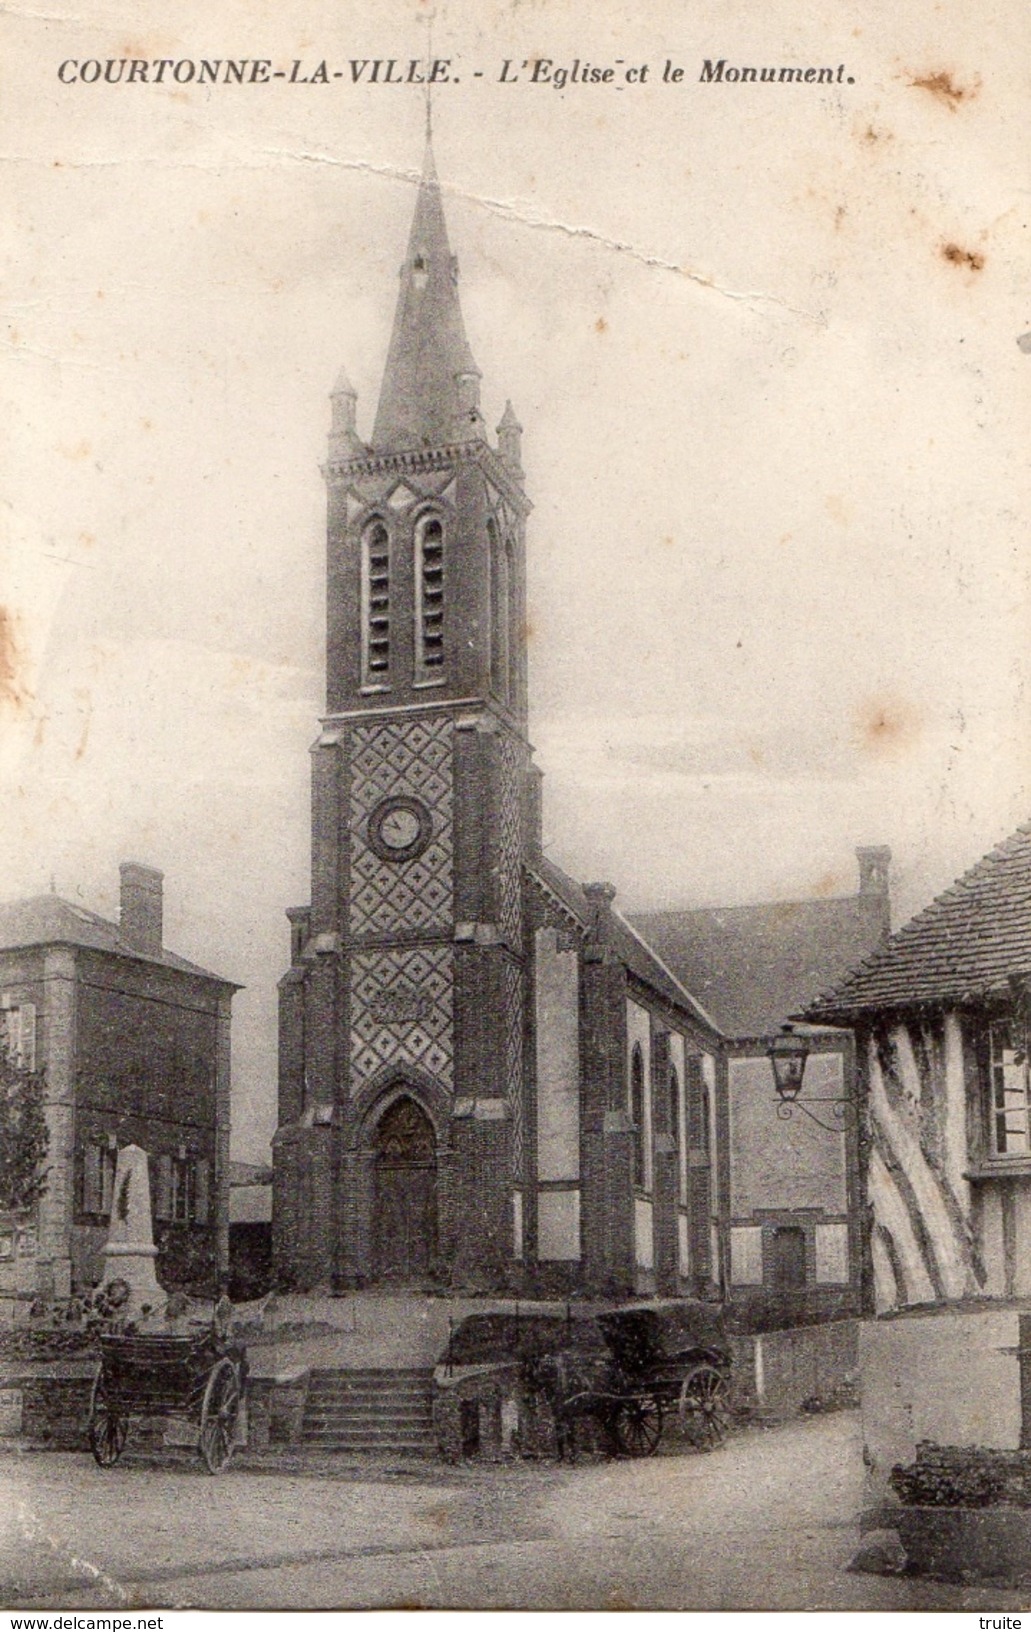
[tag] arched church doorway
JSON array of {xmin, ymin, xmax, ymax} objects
[{"xmin": 372, "ymin": 1095, "xmax": 438, "ymax": 1283}]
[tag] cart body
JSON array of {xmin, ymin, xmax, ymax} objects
[{"xmin": 88, "ymin": 1327, "xmax": 247, "ymax": 1472}]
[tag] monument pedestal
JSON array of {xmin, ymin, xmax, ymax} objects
[{"xmin": 101, "ymin": 1144, "xmax": 164, "ymax": 1311}]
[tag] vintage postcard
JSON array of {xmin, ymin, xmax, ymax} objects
[{"xmin": 1, "ymin": 0, "xmax": 1029, "ymax": 1613}]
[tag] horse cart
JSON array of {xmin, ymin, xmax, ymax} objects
[
  {"xmin": 88, "ymin": 1322, "xmax": 247, "ymax": 1473},
  {"xmin": 529, "ymin": 1304, "xmax": 733, "ymax": 1458},
  {"xmin": 442, "ymin": 1300, "xmax": 733, "ymax": 1460}
]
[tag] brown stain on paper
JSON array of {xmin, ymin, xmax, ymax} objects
[
  {"xmin": 812, "ymin": 871, "xmax": 843, "ymax": 898},
  {"xmin": 941, "ymin": 242, "xmax": 985, "ymax": 272},
  {"xmin": 908, "ymin": 69, "xmax": 980, "ymax": 111},
  {"xmin": 0, "ymin": 607, "xmax": 29, "ymax": 711},
  {"xmin": 855, "ymin": 695, "xmax": 922, "ymax": 760}
]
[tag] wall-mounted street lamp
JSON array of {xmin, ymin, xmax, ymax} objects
[{"xmin": 768, "ymin": 1025, "xmax": 853, "ymax": 1133}]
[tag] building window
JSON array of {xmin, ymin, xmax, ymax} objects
[
  {"xmin": 415, "ymin": 515, "xmax": 445, "ymax": 680},
  {"xmin": 155, "ymin": 1151, "xmax": 211, "ymax": 1226},
  {"xmin": 361, "ymin": 519, "xmax": 391, "ymax": 686},
  {"xmin": 990, "ymin": 1018, "xmax": 1031, "ymax": 1156},
  {"xmin": 0, "ymin": 999, "xmax": 36, "ymax": 1072},
  {"xmin": 631, "ymin": 1043, "xmax": 646, "ymax": 1190},
  {"xmin": 80, "ymin": 1139, "xmax": 118, "ymax": 1219}
]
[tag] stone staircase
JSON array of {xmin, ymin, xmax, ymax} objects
[{"xmin": 300, "ymin": 1366, "xmax": 437, "ymax": 1455}]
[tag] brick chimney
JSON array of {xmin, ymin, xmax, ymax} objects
[
  {"xmin": 856, "ymin": 845, "xmax": 892, "ymax": 939},
  {"xmin": 119, "ymin": 862, "xmax": 163, "ymax": 956},
  {"xmin": 856, "ymin": 845, "xmax": 891, "ymax": 898}
]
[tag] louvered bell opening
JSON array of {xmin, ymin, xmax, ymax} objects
[
  {"xmin": 420, "ymin": 522, "xmax": 444, "ymax": 668},
  {"xmin": 367, "ymin": 528, "xmax": 390, "ymax": 674}
]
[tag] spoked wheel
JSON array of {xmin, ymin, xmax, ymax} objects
[
  {"xmin": 609, "ymin": 1394, "xmax": 663, "ymax": 1458},
  {"xmin": 88, "ymin": 1373, "xmax": 128, "ymax": 1468},
  {"xmin": 678, "ymin": 1363, "xmax": 731, "ymax": 1450},
  {"xmin": 198, "ymin": 1358, "xmax": 241, "ymax": 1474}
]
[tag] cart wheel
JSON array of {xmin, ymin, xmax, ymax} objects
[
  {"xmin": 609, "ymin": 1395, "xmax": 663, "ymax": 1458},
  {"xmin": 199, "ymin": 1357, "xmax": 241, "ymax": 1474},
  {"xmin": 678, "ymin": 1363, "xmax": 731, "ymax": 1450},
  {"xmin": 88, "ymin": 1373, "xmax": 127, "ymax": 1468}
]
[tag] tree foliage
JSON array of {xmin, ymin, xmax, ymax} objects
[{"xmin": 0, "ymin": 1046, "xmax": 49, "ymax": 1213}]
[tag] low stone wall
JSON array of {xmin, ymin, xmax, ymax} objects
[
  {"xmin": 0, "ymin": 1363, "xmax": 95, "ymax": 1449},
  {"xmin": 860, "ymin": 1303, "xmax": 1024, "ymax": 1508},
  {"xmin": 245, "ymin": 1372, "xmax": 309, "ymax": 1450},
  {"xmin": 731, "ymin": 1318, "xmax": 858, "ymax": 1419}
]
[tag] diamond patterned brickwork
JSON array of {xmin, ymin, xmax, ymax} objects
[
  {"xmin": 503, "ymin": 954, "xmax": 524, "ymax": 1177},
  {"xmin": 349, "ymin": 716, "xmax": 453, "ymax": 936},
  {"xmin": 351, "ymin": 945, "xmax": 454, "ymax": 1093},
  {"xmin": 498, "ymin": 732, "xmax": 523, "ymax": 943}
]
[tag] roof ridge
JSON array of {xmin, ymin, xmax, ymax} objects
[
  {"xmin": 806, "ymin": 816, "xmax": 1031, "ymax": 1016},
  {"xmin": 611, "ymin": 906, "xmax": 723, "ymax": 1036}
]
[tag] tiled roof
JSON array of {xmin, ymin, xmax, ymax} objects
[
  {"xmin": 0, "ymin": 895, "xmax": 236, "ymax": 985},
  {"xmin": 804, "ymin": 820, "xmax": 1031, "ymax": 1020},
  {"xmin": 527, "ymin": 856, "xmax": 721, "ymax": 1039},
  {"xmin": 630, "ymin": 893, "xmax": 888, "ymax": 1038}
]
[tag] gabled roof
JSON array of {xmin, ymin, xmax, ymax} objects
[
  {"xmin": 371, "ymin": 136, "xmax": 481, "ymax": 451},
  {"xmin": 630, "ymin": 891, "xmax": 888, "ymax": 1038},
  {"xmin": 0, "ymin": 895, "xmax": 236, "ymax": 986},
  {"xmin": 804, "ymin": 820, "xmax": 1031, "ymax": 1021},
  {"xmin": 527, "ymin": 856, "xmax": 721, "ymax": 1039}
]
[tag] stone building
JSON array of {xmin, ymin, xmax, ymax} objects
[
  {"xmin": 632, "ymin": 846, "xmax": 891, "ymax": 1324},
  {"xmin": 0, "ymin": 863, "xmax": 236, "ymax": 1306},
  {"xmin": 272, "ymin": 139, "xmax": 726, "ymax": 1296}
]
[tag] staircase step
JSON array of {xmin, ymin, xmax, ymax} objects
[
  {"xmin": 301, "ymin": 1429, "xmax": 440, "ymax": 1442},
  {"xmin": 299, "ymin": 1366, "xmax": 438, "ymax": 1457}
]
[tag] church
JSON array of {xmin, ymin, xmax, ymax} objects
[{"xmin": 271, "ymin": 135, "xmax": 726, "ymax": 1297}]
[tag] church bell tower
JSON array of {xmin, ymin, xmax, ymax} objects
[{"xmin": 273, "ymin": 134, "xmax": 535, "ymax": 1291}]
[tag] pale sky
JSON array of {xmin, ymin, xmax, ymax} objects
[{"xmin": 2, "ymin": 0, "xmax": 1029, "ymax": 1159}]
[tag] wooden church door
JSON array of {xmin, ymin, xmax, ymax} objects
[{"xmin": 372, "ymin": 1096, "xmax": 438, "ymax": 1282}]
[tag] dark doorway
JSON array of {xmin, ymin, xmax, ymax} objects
[
  {"xmin": 770, "ymin": 1225, "xmax": 807, "ymax": 1291},
  {"xmin": 372, "ymin": 1096, "xmax": 438, "ymax": 1283}
]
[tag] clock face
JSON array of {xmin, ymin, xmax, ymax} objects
[{"xmin": 368, "ymin": 796, "xmax": 432, "ymax": 862}]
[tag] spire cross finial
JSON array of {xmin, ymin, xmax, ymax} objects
[{"xmin": 424, "ymin": 11, "xmax": 435, "ymax": 142}]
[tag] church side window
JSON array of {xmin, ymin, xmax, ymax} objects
[
  {"xmin": 669, "ymin": 1062, "xmax": 683, "ymax": 1198},
  {"xmin": 631, "ymin": 1044, "xmax": 646, "ymax": 1190},
  {"xmin": 415, "ymin": 515, "xmax": 445, "ymax": 682},
  {"xmin": 361, "ymin": 520, "xmax": 391, "ymax": 687},
  {"xmin": 505, "ymin": 534, "xmax": 519, "ymax": 707},
  {"xmin": 489, "ymin": 518, "xmax": 510, "ymax": 703}
]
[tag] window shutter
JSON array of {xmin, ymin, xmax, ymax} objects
[
  {"xmin": 194, "ymin": 1158, "xmax": 210, "ymax": 1225},
  {"xmin": 154, "ymin": 1154, "xmax": 173, "ymax": 1221},
  {"xmin": 18, "ymin": 1004, "xmax": 36, "ymax": 1072},
  {"xmin": 83, "ymin": 1143, "xmax": 102, "ymax": 1214},
  {"xmin": 3, "ymin": 1007, "xmax": 20, "ymax": 1065},
  {"xmin": 100, "ymin": 1148, "xmax": 116, "ymax": 1217}
]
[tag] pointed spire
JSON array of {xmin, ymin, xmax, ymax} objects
[
  {"xmin": 497, "ymin": 400, "xmax": 523, "ymax": 475},
  {"xmin": 371, "ymin": 134, "xmax": 483, "ymax": 451},
  {"xmin": 328, "ymin": 362, "xmax": 363, "ymax": 460}
]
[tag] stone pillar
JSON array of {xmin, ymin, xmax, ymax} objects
[
  {"xmin": 214, "ymin": 990, "xmax": 232, "ymax": 1280},
  {"xmin": 39, "ymin": 947, "xmax": 76, "ymax": 1295}
]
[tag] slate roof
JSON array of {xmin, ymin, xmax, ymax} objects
[
  {"xmin": 0, "ymin": 894, "xmax": 235, "ymax": 985},
  {"xmin": 630, "ymin": 892, "xmax": 888, "ymax": 1039},
  {"xmin": 804, "ymin": 820, "xmax": 1031, "ymax": 1021},
  {"xmin": 527, "ymin": 856, "xmax": 721, "ymax": 1037},
  {"xmin": 371, "ymin": 136, "xmax": 481, "ymax": 451}
]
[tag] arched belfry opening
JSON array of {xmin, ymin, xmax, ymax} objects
[{"xmin": 371, "ymin": 1094, "xmax": 438, "ymax": 1283}]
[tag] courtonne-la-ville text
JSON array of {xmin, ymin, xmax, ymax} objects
[{"xmin": 55, "ymin": 56, "xmax": 857, "ymax": 88}]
